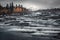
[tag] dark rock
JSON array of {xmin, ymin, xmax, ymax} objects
[
  {"xmin": 20, "ymin": 23, "xmax": 29, "ymax": 26},
  {"xmin": 5, "ymin": 21, "xmax": 19, "ymax": 24},
  {"xmin": 0, "ymin": 19, "xmax": 5, "ymax": 22},
  {"xmin": 4, "ymin": 18, "xmax": 16, "ymax": 20}
]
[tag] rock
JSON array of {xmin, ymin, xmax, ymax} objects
[
  {"xmin": 19, "ymin": 23, "xmax": 29, "ymax": 26},
  {"xmin": 0, "ymin": 19, "xmax": 5, "ymax": 22},
  {"xmin": 4, "ymin": 18, "xmax": 16, "ymax": 20},
  {"xmin": 5, "ymin": 21, "xmax": 19, "ymax": 24}
]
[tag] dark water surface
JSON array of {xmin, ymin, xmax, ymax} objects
[{"xmin": 0, "ymin": 12, "xmax": 60, "ymax": 40}]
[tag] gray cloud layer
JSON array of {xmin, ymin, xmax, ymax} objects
[{"xmin": 0, "ymin": 0, "xmax": 60, "ymax": 9}]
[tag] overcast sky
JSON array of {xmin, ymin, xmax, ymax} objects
[{"xmin": 0, "ymin": 0, "xmax": 60, "ymax": 10}]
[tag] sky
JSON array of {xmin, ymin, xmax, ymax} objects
[{"xmin": 0, "ymin": 0, "xmax": 60, "ymax": 10}]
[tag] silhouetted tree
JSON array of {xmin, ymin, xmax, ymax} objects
[
  {"xmin": 16, "ymin": 4, "xmax": 17, "ymax": 8},
  {"xmin": 6, "ymin": 4, "xmax": 9, "ymax": 9},
  {"xmin": 0, "ymin": 4, "xmax": 2, "ymax": 9},
  {"xmin": 10, "ymin": 2, "xmax": 14, "ymax": 13}
]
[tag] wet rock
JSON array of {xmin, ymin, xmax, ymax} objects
[
  {"xmin": 8, "ymin": 22, "xmax": 29, "ymax": 26},
  {"xmin": 37, "ymin": 29, "xmax": 42, "ymax": 31},
  {"xmin": 0, "ymin": 16, "xmax": 4, "ymax": 18},
  {"xmin": 0, "ymin": 19, "xmax": 5, "ymax": 22},
  {"xmin": 29, "ymin": 25, "xmax": 38, "ymax": 27},
  {"xmin": 5, "ymin": 21, "xmax": 19, "ymax": 24},
  {"xmin": 4, "ymin": 18, "xmax": 16, "ymax": 20},
  {"xmin": 10, "ymin": 23, "xmax": 21, "ymax": 26},
  {"xmin": 19, "ymin": 23, "xmax": 29, "ymax": 26}
]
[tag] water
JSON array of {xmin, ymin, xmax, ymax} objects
[{"xmin": 0, "ymin": 12, "xmax": 60, "ymax": 40}]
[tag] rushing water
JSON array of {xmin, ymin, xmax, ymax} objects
[{"xmin": 0, "ymin": 12, "xmax": 60, "ymax": 40}]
